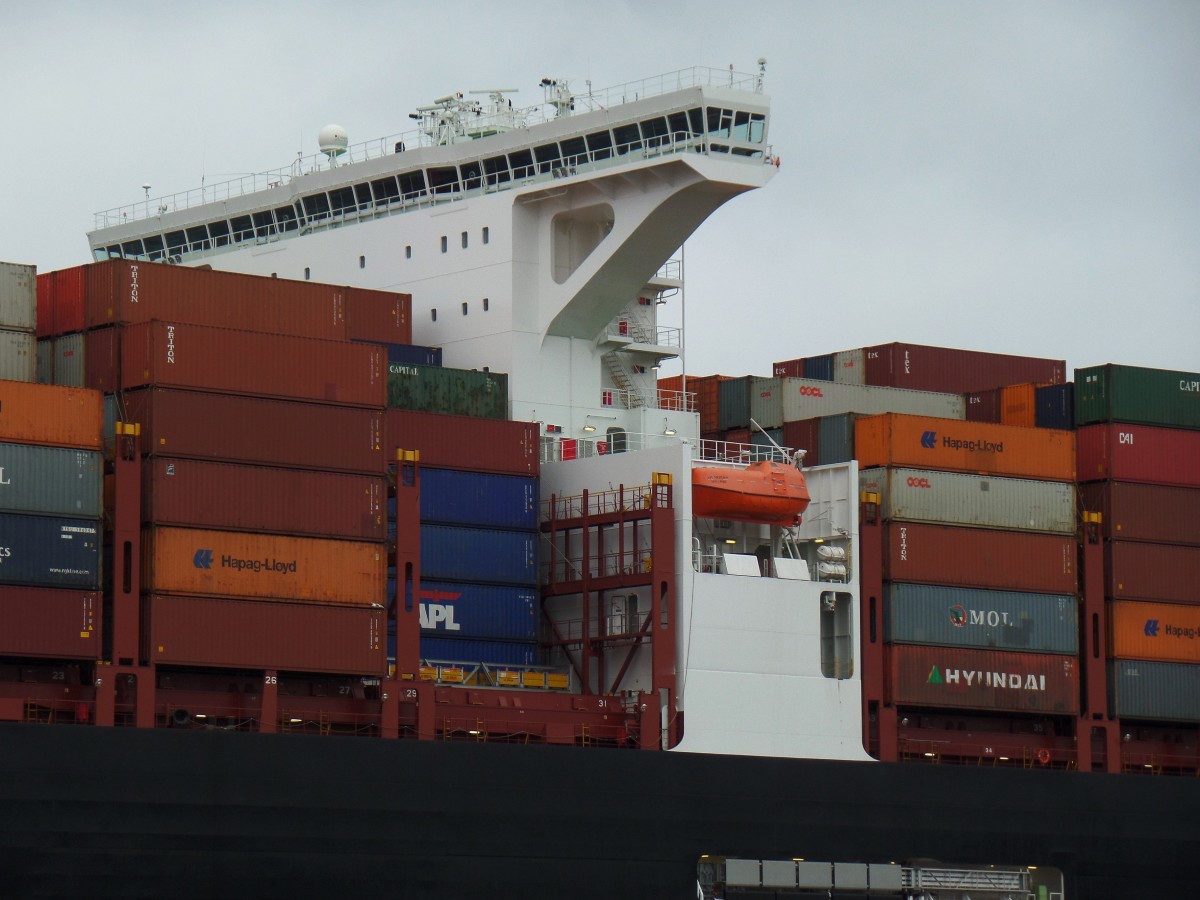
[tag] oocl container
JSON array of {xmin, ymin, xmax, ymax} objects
[
  {"xmin": 1075, "ymin": 423, "xmax": 1200, "ymax": 488},
  {"xmin": 1106, "ymin": 542, "xmax": 1200, "ymax": 604},
  {"xmin": 1109, "ymin": 600, "xmax": 1200, "ymax": 664},
  {"xmin": 0, "ymin": 513, "xmax": 101, "ymax": 589},
  {"xmin": 887, "ymin": 645, "xmax": 1079, "ymax": 714},
  {"xmin": 415, "ymin": 468, "xmax": 538, "ymax": 531},
  {"xmin": 405, "ymin": 580, "xmax": 539, "ymax": 640},
  {"xmin": 1110, "ymin": 659, "xmax": 1200, "ymax": 723},
  {"xmin": 855, "ymin": 413, "xmax": 1075, "ymax": 481},
  {"xmin": 863, "ymin": 343, "xmax": 1066, "ymax": 394},
  {"xmin": 386, "ymin": 364, "xmax": 507, "ymax": 419},
  {"xmin": 143, "ymin": 594, "xmax": 385, "ymax": 675},
  {"xmin": 750, "ymin": 378, "xmax": 965, "ymax": 430},
  {"xmin": 39, "ymin": 333, "xmax": 85, "ymax": 388},
  {"xmin": 1075, "ymin": 363, "xmax": 1200, "ymax": 430},
  {"xmin": 420, "ymin": 524, "xmax": 538, "ymax": 586},
  {"xmin": 884, "ymin": 583, "xmax": 1078, "ymax": 655},
  {"xmin": 0, "ymin": 381, "xmax": 103, "ymax": 450},
  {"xmin": 1079, "ymin": 481, "xmax": 1200, "ymax": 546},
  {"xmin": 833, "ymin": 349, "xmax": 866, "ymax": 385},
  {"xmin": 385, "ymin": 410, "xmax": 539, "ymax": 476},
  {"xmin": 0, "ymin": 587, "xmax": 98, "ymax": 659},
  {"xmin": 0, "ymin": 331, "xmax": 35, "ymax": 382},
  {"xmin": 0, "ymin": 443, "xmax": 102, "ymax": 519},
  {"xmin": 0, "ymin": 261, "xmax": 36, "ymax": 332},
  {"xmin": 142, "ymin": 526, "xmax": 385, "ymax": 605},
  {"xmin": 859, "ymin": 467, "xmax": 1076, "ymax": 535},
  {"xmin": 881, "ymin": 523, "xmax": 1077, "ymax": 594}
]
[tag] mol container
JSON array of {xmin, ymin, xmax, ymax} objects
[
  {"xmin": 419, "ymin": 637, "xmax": 540, "ymax": 668},
  {"xmin": 1075, "ymin": 423, "xmax": 1200, "ymax": 488},
  {"xmin": 0, "ymin": 261, "xmax": 36, "ymax": 332},
  {"xmin": 887, "ymin": 645, "xmax": 1079, "ymax": 714},
  {"xmin": 142, "ymin": 458, "xmax": 386, "ymax": 541},
  {"xmin": 120, "ymin": 321, "xmax": 386, "ymax": 407},
  {"xmin": 860, "ymin": 467, "xmax": 1076, "ymax": 535},
  {"xmin": 881, "ymin": 523, "xmax": 1077, "ymax": 594},
  {"xmin": 0, "ymin": 331, "xmax": 35, "ymax": 382},
  {"xmin": 862, "ymin": 343, "xmax": 1066, "ymax": 394},
  {"xmin": 0, "ymin": 443, "xmax": 102, "ymax": 518},
  {"xmin": 1106, "ymin": 542, "xmax": 1200, "ymax": 604},
  {"xmin": 1110, "ymin": 659, "xmax": 1200, "ymax": 723},
  {"xmin": 1109, "ymin": 601, "xmax": 1200, "ymax": 664},
  {"xmin": 0, "ymin": 513, "xmax": 100, "ymax": 589},
  {"xmin": 0, "ymin": 381, "xmax": 103, "ymax": 450},
  {"xmin": 855, "ymin": 413, "xmax": 1075, "ymax": 481},
  {"xmin": 406, "ymin": 580, "xmax": 539, "ymax": 640},
  {"xmin": 420, "ymin": 524, "xmax": 537, "ymax": 586},
  {"xmin": 143, "ymin": 594, "xmax": 385, "ymax": 675},
  {"xmin": 344, "ymin": 285, "xmax": 412, "ymax": 344},
  {"xmin": 884, "ymin": 583, "xmax": 1078, "ymax": 655},
  {"xmin": 0, "ymin": 587, "xmax": 98, "ymax": 659},
  {"xmin": 1078, "ymin": 482, "xmax": 1200, "ymax": 546},
  {"xmin": 415, "ymin": 468, "xmax": 538, "ymax": 531},
  {"xmin": 1075, "ymin": 363, "xmax": 1200, "ymax": 430},
  {"xmin": 385, "ymin": 410, "xmax": 539, "ymax": 476},
  {"xmin": 386, "ymin": 364, "xmax": 507, "ymax": 419},
  {"xmin": 120, "ymin": 388, "xmax": 385, "ymax": 474},
  {"xmin": 750, "ymin": 377, "xmax": 965, "ymax": 430},
  {"xmin": 141, "ymin": 526, "xmax": 385, "ymax": 605}
]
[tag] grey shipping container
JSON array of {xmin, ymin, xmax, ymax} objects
[
  {"xmin": 36, "ymin": 339, "xmax": 53, "ymax": 385},
  {"xmin": 0, "ymin": 443, "xmax": 102, "ymax": 518},
  {"xmin": 1110, "ymin": 659, "xmax": 1200, "ymax": 724},
  {"xmin": 37, "ymin": 333, "xmax": 85, "ymax": 387},
  {"xmin": 0, "ymin": 512, "xmax": 101, "ymax": 589},
  {"xmin": 884, "ymin": 582, "xmax": 1078, "ymax": 655},
  {"xmin": 717, "ymin": 376, "xmax": 754, "ymax": 431},
  {"xmin": 0, "ymin": 261, "xmax": 36, "ymax": 332},
  {"xmin": 859, "ymin": 467, "xmax": 1076, "ymax": 535},
  {"xmin": 0, "ymin": 331, "xmax": 35, "ymax": 382},
  {"xmin": 832, "ymin": 349, "xmax": 866, "ymax": 385},
  {"xmin": 749, "ymin": 376, "xmax": 965, "ymax": 430},
  {"xmin": 817, "ymin": 414, "xmax": 857, "ymax": 464}
]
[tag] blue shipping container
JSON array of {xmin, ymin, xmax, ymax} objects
[
  {"xmin": 387, "ymin": 577, "xmax": 538, "ymax": 640},
  {"xmin": 385, "ymin": 343, "xmax": 443, "ymax": 368},
  {"xmin": 1036, "ymin": 383, "xmax": 1075, "ymax": 431},
  {"xmin": 805, "ymin": 355, "xmax": 835, "ymax": 382},
  {"xmin": 0, "ymin": 443, "xmax": 102, "ymax": 518},
  {"xmin": 0, "ymin": 512, "xmax": 101, "ymax": 589},
  {"xmin": 1110, "ymin": 659, "xmax": 1200, "ymax": 723},
  {"xmin": 420, "ymin": 636, "xmax": 541, "ymax": 668},
  {"xmin": 413, "ymin": 468, "xmax": 538, "ymax": 530},
  {"xmin": 420, "ymin": 524, "xmax": 538, "ymax": 586},
  {"xmin": 816, "ymin": 413, "xmax": 857, "ymax": 465}
]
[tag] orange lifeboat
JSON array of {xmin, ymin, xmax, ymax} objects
[{"xmin": 691, "ymin": 460, "xmax": 811, "ymax": 526}]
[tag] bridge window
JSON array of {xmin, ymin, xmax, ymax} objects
[
  {"xmin": 706, "ymin": 107, "xmax": 734, "ymax": 138},
  {"xmin": 274, "ymin": 205, "xmax": 299, "ymax": 232},
  {"xmin": 428, "ymin": 166, "xmax": 459, "ymax": 195},
  {"xmin": 639, "ymin": 116, "xmax": 669, "ymax": 148},
  {"xmin": 165, "ymin": 230, "xmax": 186, "ymax": 258},
  {"xmin": 252, "ymin": 210, "xmax": 275, "ymax": 239},
  {"xmin": 398, "ymin": 170, "xmax": 426, "ymax": 200},
  {"xmin": 185, "ymin": 225, "xmax": 210, "ymax": 252},
  {"xmin": 585, "ymin": 130, "xmax": 613, "ymax": 160},
  {"xmin": 208, "ymin": 220, "xmax": 231, "ymax": 247},
  {"xmin": 371, "ymin": 176, "xmax": 400, "ymax": 205},
  {"xmin": 460, "ymin": 161, "xmax": 482, "ymax": 190},
  {"xmin": 329, "ymin": 186, "xmax": 356, "ymax": 216},
  {"xmin": 230, "ymin": 215, "xmax": 254, "ymax": 244},
  {"xmin": 688, "ymin": 107, "xmax": 704, "ymax": 134},
  {"xmin": 104, "ymin": 245, "xmax": 121, "ymax": 259},
  {"xmin": 508, "ymin": 149, "xmax": 534, "ymax": 180},
  {"xmin": 120, "ymin": 239, "xmax": 145, "ymax": 259},
  {"xmin": 143, "ymin": 234, "xmax": 166, "ymax": 261},
  {"xmin": 534, "ymin": 142, "xmax": 561, "ymax": 174},
  {"xmin": 612, "ymin": 123, "xmax": 641, "ymax": 154},
  {"xmin": 483, "ymin": 155, "xmax": 511, "ymax": 186},
  {"xmin": 667, "ymin": 111, "xmax": 692, "ymax": 140},
  {"xmin": 559, "ymin": 136, "xmax": 586, "ymax": 167},
  {"xmin": 354, "ymin": 183, "xmax": 373, "ymax": 210},
  {"xmin": 302, "ymin": 193, "xmax": 330, "ymax": 222}
]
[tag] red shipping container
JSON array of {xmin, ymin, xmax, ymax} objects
[
  {"xmin": 863, "ymin": 343, "xmax": 1066, "ymax": 394},
  {"xmin": 119, "ymin": 321, "xmax": 385, "ymax": 407},
  {"xmin": 83, "ymin": 327, "xmax": 120, "ymax": 392},
  {"xmin": 0, "ymin": 587, "xmax": 98, "ymax": 659},
  {"xmin": 887, "ymin": 644, "xmax": 1079, "ymax": 714},
  {"xmin": 1079, "ymin": 481, "xmax": 1200, "ymax": 546},
  {"xmin": 964, "ymin": 387, "xmax": 1002, "ymax": 423},
  {"xmin": 781, "ymin": 418, "xmax": 821, "ymax": 467},
  {"xmin": 881, "ymin": 523, "xmax": 1078, "ymax": 594},
  {"xmin": 773, "ymin": 358, "xmax": 804, "ymax": 378},
  {"xmin": 1076, "ymin": 423, "xmax": 1200, "ymax": 488},
  {"xmin": 143, "ymin": 594, "xmax": 385, "ymax": 675},
  {"xmin": 385, "ymin": 409, "xmax": 539, "ymax": 476},
  {"xmin": 143, "ymin": 458, "xmax": 386, "ymax": 541},
  {"xmin": 1107, "ymin": 542, "xmax": 1200, "ymax": 604},
  {"xmin": 35, "ymin": 267, "xmax": 86, "ymax": 338},
  {"xmin": 122, "ymin": 388, "xmax": 385, "ymax": 473},
  {"xmin": 344, "ymin": 286, "xmax": 412, "ymax": 344},
  {"xmin": 79, "ymin": 259, "xmax": 348, "ymax": 340}
]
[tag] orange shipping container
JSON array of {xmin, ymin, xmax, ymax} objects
[
  {"xmin": 0, "ymin": 380, "xmax": 103, "ymax": 450},
  {"xmin": 1110, "ymin": 600, "xmax": 1200, "ymax": 664},
  {"xmin": 142, "ymin": 526, "xmax": 385, "ymax": 605},
  {"xmin": 854, "ymin": 413, "xmax": 1075, "ymax": 481},
  {"xmin": 657, "ymin": 374, "xmax": 729, "ymax": 433},
  {"xmin": 999, "ymin": 383, "xmax": 1043, "ymax": 428}
]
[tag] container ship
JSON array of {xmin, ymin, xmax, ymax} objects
[{"xmin": 2, "ymin": 64, "xmax": 1199, "ymax": 899}]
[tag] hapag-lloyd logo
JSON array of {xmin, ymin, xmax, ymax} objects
[{"xmin": 921, "ymin": 429, "xmax": 1005, "ymax": 453}]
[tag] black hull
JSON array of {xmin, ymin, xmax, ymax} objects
[{"xmin": 2, "ymin": 724, "xmax": 1197, "ymax": 899}]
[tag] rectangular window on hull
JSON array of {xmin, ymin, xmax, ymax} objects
[
  {"xmin": 820, "ymin": 591, "xmax": 854, "ymax": 680},
  {"xmin": 482, "ymin": 227, "xmax": 489, "ymax": 244}
]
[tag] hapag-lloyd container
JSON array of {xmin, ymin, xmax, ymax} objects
[
  {"xmin": 863, "ymin": 343, "xmax": 1066, "ymax": 394},
  {"xmin": 887, "ymin": 645, "xmax": 1079, "ymax": 714},
  {"xmin": 143, "ymin": 458, "xmax": 386, "ymax": 541},
  {"xmin": 855, "ymin": 413, "xmax": 1075, "ymax": 481},
  {"xmin": 0, "ymin": 513, "xmax": 100, "ymax": 589},
  {"xmin": 0, "ymin": 381, "xmax": 102, "ymax": 450},
  {"xmin": 120, "ymin": 321, "xmax": 386, "ymax": 407},
  {"xmin": 418, "ymin": 636, "xmax": 540, "ymax": 668},
  {"xmin": 859, "ymin": 467, "xmax": 1076, "ymax": 535},
  {"xmin": 420, "ymin": 525, "xmax": 538, "ymax": 586},
  {"xmin": 386, "ymin": 364, "xmax": 507, "ymax": 419},
  {"xmin": 1107, "ymin": 542, "xmax": 1200, "ymax": 604},
  {"xmin": 120, "ymin": 388, "xmax": 385, "ymax": 474},
  {"xmin": 0, "ymin": 587, "xmax": 98, "ymax": 659},
  {"xmin": 1109, "ymin": 600, "xmax": 1200, "ymax": 664},
  {"xmin": 415, "ymin": 468, "xmax": 538, "ymax": 531},
  {"xmin": 0, "ymin": 261, "xmax": 36, "ymax": 332},
  {"xmin": 0, "ymin": 443, "xmax": 102, "ymax": 518},
  {"xmin": 80, "ymin": 258, "xmax": 348, "ymax": 340},
  {"xmin": 749, "ymin": 377, "xmax": 965, "ymax": 430},
  {"xmin": 396, "ymin": 579, "xmax": 538, "ymax": 640},
  {"xmin": 882, "ymin": 523, "xmax": 1077, "ymax": 594},
  {"xmin": 344, "ymin": 286, "xmax": 412, "ymax": 345},
  {"xmin": 1075, "ymin": 363, "xmax": 1200, "ymax": 430},
  {"xmin": 1110, "ymin": 659, "xmax": 1200, "ymax": 723},
  {"xmin": 0, "ymin": 331, "xmax": 35, "ymax": 382},
  {"xmin": 35, "ymin": 266, "xmax": 85, "ymax": 337},
  {"xmin": 884, "ymin": 583, "xmax": 1078, "ymax": 655},
  {"xmin": 1075, "ymin": 423, "xmax": 1200, "ymax": 488},
  {"xmin": 1079, "ymin": 481, "xmax": 1200, "ymax": 546},
  {"xmin": 142, "ymin": 526, "xmax": 385, "ymax": 604},
  {"xmin": 143, "ymin": 594, "xmax": 385, "ymax": 675},
  {"xmin": 385, "ymin": 409, "xmax": 539, "ymax": 476}
]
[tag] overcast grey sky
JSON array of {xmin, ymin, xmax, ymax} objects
[{"xmin": 2, "ymin": 1, "xmax": 1196, "ymax": 378}]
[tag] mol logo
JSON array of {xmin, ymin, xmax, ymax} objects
[
  {"xmin": 906, "ymin": 476, "xmax": 933, "ymax": 489},
  {"xmin": 949, "ymin": 605, "xmax": 967, "ymax": 627},
  {"xmin": 920, "ymin": 431, "xmax": 937, "ymax": 449},
  {"xmin": 1144, "ymin": 619, "xmax": 1159, "ymax": 637},
  {"xmin": 193, "ymin": 549, "xmax": 214, "ymax": 569}
]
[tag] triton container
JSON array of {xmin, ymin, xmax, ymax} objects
[
  {"xmin": 887, "ymin": 645, "xmax": 1079, "ymax": 714},
  {"xmin": 0, "ymin": 587, "xmax": 98, "ymax": 659},
  {"xmin": 385, "ymin": 410, "xmax": 539, "ymax": 476},
  {"xmin": 1075, "ymin": 363, "xmax": 1200, "ymax": 430}
]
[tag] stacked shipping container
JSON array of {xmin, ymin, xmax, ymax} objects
[{"xmin": 1, "ymin": 263, "xmax": 37, "ymax": 382}]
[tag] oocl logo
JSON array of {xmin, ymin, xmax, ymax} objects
[
  {"xmin": 906, "ymin": 476, "xmax": 933, "ymax": 489},
  {"xmin": 798, "ymin": 386, "xmax": 824, "ymax": 397}
]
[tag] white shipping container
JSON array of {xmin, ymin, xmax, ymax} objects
[
  {"xmin": 750, "ymin": 376, "xmax": 966, "ymax": 430},
  {"xmin": 0, "ymin": 330, "xmax": 36, "ymax": 382},
  {"xmin": 833, "ymin": 349, "xmax": 866, "ymax": 385},
  {"xmin": 46, "ymin": 333, "xmax": 85, "ymax": 387},
  {"xmin": 859, "ymin": 466, "xmax": 1076, "ymax": 534},
  {"xmin": 0, "ymin": 261, "xmax": 36, "ymax": 332}
]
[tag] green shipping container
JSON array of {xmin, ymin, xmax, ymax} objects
[
  {"xmin": 386, "ymin": 364, "xmax": 508, "ymax": 419},
  {"xmin": 1075, "ymin": 364, "xmax": 1200, "ymax": 430}
]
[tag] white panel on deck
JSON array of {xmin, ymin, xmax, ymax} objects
[
  {"xmin": 774, "ymin": 557, "xmax": 811, "ymax": 580},
  {"xmin": 797, "ymin": 861, "xmax": 833, "ymax": 889},
  {"xmin": 762, "ymin": 859, "xmax": 797, "ymax": 887},
  {"xmin": 722, "ymin": 553, "xmax": 761, "ymax": 576},
  {"xmin": 724, "ymin": 859, "xmax": 761, "ymax": 886},
  {"xmin": 835, "ymin": 862, "xmax": 869, "ymax": 890}
]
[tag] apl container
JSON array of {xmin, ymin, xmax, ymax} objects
[
  {"xmin": 855, "ymin": 413, "xmax": 1075, "ymax": 481},
  {"xmin": 420, "ymin": 524, "xmax": 538, "ymax": 586},
  {"xmin": 120, "ymin": 321, "xmax": 386, "ymax": 407},
  {"xmin": 1110, "ymin": 659, "xmax": 1200, "ymax": 723},
  {"xmin": 1109, "ymin": 601, "xmax": 1200, "ymax": 664},
  {"xmin": 142, "ymin": 458, "xmax": 386, "ymax": 541},
  {"xmin": 401, "ymin": 579, "xmax": 539, "ymax": 640},
  {"xmin": 860, "ymin": 467, "xmax": 1076, "ymax": 535},
  {"xmin": 419, "ymin": 636, "xmax": 540, "ymax": 668},
  {"xmin": 887, "ymin": 645, "xmax": 1079, "ymax": 714},
  {"xmin": 881, "ymin": 523, "xmax": 1077, "ymax": 594},
  {"xmin": 385, "ymin": 410, "xmax": 539, "ymax": 476},
  {"xmin": 751, "ymin": 377, "xmax": 965, "ymax": 430},
  {"xmin": 344, "ymin": 285, "xmax": 412, "ymax": 345},
  {"xmin": 1075, "ymin": 363, "xmax": 1200, "ymax": 430},
  {"xmin": 884, "ymin": 583, "xmax": 1078, "ymax": 655},
  {"xmin": 0, "ymin": 513, "xmax": 100, "ymax": 589},
  {"xmin": 386, "ymin": 364, "xmax": 507, "ymax": 418},
  {"xmin": 1079, "ymin": 481, "xmax": 1200, "ymax": 546},
  {"xmin": 1106, "ymin": 542, "xmax": 1200, "ymax": 604},
  {"xmin": 416, "ymin": 468, "xmax": 538, "ymax": 531},
  {"xmin": 0, "ymin": 331, "xmax": 35, "ymax": 382},
  {"xmin": 142, "ymin": 526, "xmax": 385, "ymax": 605},
  {"xmin": 143, "ymin": 594, "xmax": 386, "ymax": 675},
  {"xmin": 0, "ymin": 381, "xmax": 103, "ymax": 450},
  {"xmin": 0, "ymin": 261, "xmax": 36, "ymax": 332},
  {"xmin": 1076, "ymin": 423, "xmax": 1200, "ymax": 488},
  {"xmin": 0, "ymin": 587, "xmax": 98, "ymax": 659},
  {"xmin": 0, "ymin": 443, "xmax": 102, "ymax": 518},
  {"xmin": 863, "ymin": 343, "xmax": 1066, "ymax": 394}
]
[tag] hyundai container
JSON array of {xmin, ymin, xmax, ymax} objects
[{"xmin": 887, "ymin": 645, "xmax": 1079, "ymax": 714}]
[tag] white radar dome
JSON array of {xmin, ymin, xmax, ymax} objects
[{"xmin": 318, "ymin": 124, "xmax": 348, "ymax": 158}]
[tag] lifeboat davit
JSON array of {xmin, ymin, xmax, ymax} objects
[{"xmin": 691, "ymin": 460, "xmax": 811, "ymax": 527}]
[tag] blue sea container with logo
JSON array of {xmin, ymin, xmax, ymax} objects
[
  {"xmin": 420, "ymin": 524, "xmax": 538, "ymax": 586},
  {"xmin": 387, "ymin": 577, "xmax": 538, "ymax": 640},
  {"xmin": 0, "ymin": 512, "xmax": 101, "ymax": 589}
]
